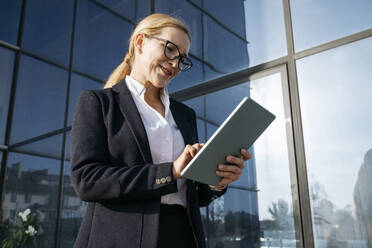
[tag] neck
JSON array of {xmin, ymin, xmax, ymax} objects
[
  {"xmin": 128, "ymin": 73, "xmax": 162, "ymax": 103},
  {"xmin": 143, "ymin": 84, "xmax": 161, "ymax": 103}
]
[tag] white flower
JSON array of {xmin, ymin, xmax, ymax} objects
[
  {"xmin": 18, "ymin": 208, "xmax": 31, "ymax": 222},
  {"xmin": 25, "ymin": 225, "xmax": 37, "ymax": 236}
]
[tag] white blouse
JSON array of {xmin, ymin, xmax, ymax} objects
[{"xmin": 125, "ymin": 75, "xmax": 188, "ymax": 207}]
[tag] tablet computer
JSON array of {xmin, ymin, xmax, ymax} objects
[{"xmin": 181, "ymin": 97, "xmax": 275, "ymax": 185}]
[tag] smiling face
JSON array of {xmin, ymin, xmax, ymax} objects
[{"xmin": 130, "ymin": 27, "xmax": 191, "ymax": 90}]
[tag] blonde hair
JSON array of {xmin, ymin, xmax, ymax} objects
[{"xmin": 104, "ymin": 13, "xmax": 191, "ymax": 88}]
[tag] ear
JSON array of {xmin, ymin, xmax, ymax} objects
[{"xmin": 134, "ymin": 33, "xmax": 145, "ymax": 54}]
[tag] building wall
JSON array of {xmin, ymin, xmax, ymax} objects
[{"xmin": 1, "ymin": 0, "xmax": 371, "ymax": 247}]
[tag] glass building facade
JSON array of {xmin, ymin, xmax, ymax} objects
[{"xmin": 0, "ymin": 0, "xmax": 371, "ymax": 247}]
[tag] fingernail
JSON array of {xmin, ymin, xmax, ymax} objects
[{"xmin": 219, "ymin": 164, "xmax": 223, "ymax": 169}]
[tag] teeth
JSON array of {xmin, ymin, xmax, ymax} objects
[{"xmin": 161, "ymin": 65, "xmax": 171, "ymax": 76}]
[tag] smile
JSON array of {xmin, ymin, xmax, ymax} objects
[{"xmin": 160, "ymin": 65, "xmax": 172, "ymax": 77}]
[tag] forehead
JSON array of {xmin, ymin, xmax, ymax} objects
[{"xmin": 156, "ymin": 27, "xmax": 191, "ymax": 55}]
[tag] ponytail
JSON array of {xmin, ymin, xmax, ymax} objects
[{"xmin": 104, "ymin": 52, "xmax": 133, "ymax": 89}]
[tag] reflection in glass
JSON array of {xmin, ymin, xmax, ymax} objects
[
  {"xmin": 297, "ymin": 37, "xmax": 372, "ymax": 247},
  {"xmin": 95, "ymin": 0, "xmax": 135, "ymax": 20},
  {"xmin": 64, "ymin": 132, "xmax": 71, "ymax": 162},
  {"xmin": 73, "ymin": 0, "xmax": 133, "ymax": 80},
  {"xmin": 10, "ymin": 55, "xmax": 68, "ymax": 144},
  {"xmin": 59, "ymin": 132, "xmax": 86, "ymax": 247},
  {"xmin": 200, "ymin": 72, "xmax": 299, "ymax": 247},
  {"xmin": 59, "ymin": 161, "xmax": 86, "ymax": 248},
  {"xmin": 290, "ymin": 0, "xmax": 372, "ymax": 51},
  {"xmin": 168, "ymin": 58, "xmax": 203, "ymax": 93},
  {"xmin": 183, "ymin": 96, "xmax": 206, "ymax": 143},
  {"xmin": 68, "ymin": 73, "xmax": 102, "ymax": 125},
  {"xmin": 3, "ymin": 152, "xmax": 60, "ymax": 247},
  {"xmin": 204, "ymin": 15, "xmax": 249, "ymax": 81},
  {"xmin": 136, "ymin": 0, "xmax": 151, "ymax": 22},
  {"xmin": 0, "ymin": 47, "xmax": 15, "ymax": 144},
  {"xmin": 244, "ymin": 0, "xmax": 287, "ymax": 66},
  {"xmin": 204, "ymin": 0, "xmax": 246, "ymax": 38},
  {"xmin": 12, "ymin": 134, "xmax": 63, "ymax": 159},
  {"xmin": 155, "ymin": 0, "xmax": 203, "ymax": 58},
  {"xmin": 183, "ymin": 96, "xmax": 205, "ymax": 119},
  {"xmin": 22, "ymin": 0, "xmax": 74, "ymax": 66},
  {"xmin": 0, "ymin": 0, "xmax": 22, "ymax": 44},
  {"xmin": 196, "ymin": 119, "xmax": 206, "ymax": 144}
]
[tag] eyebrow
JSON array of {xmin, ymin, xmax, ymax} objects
[{"xmin": 146, "ymin": 34, "xmax": 188, "ymax": 57}]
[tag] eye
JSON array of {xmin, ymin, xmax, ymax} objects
[{"xmin": 166, "ymin": 46, "xmax": 175, "ymax": 52}]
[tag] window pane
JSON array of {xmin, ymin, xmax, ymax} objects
[
  {"xmin": 155, "ymin": 0, "xmax": 203, "ymax": 58},
  {"xmin": 297, "ymin": 37, "xmax": 372, "ymax": 247},
  {"xmin": 168, "ymin": 59, "xmax": 203, "ymax": 93},
  {"xmin": 10, "ymin": 55, "xmax": 68, "ymax": 144},
  {"xmin": 0, "ymin": 0, "xmax": 22, "ymax": 44},
  {"xmin": 73, "ymin": 0, "xmax": 133, "ymax": 81},
  {"xmin": 202, "ymin": 72, "xmax": 300, "ymax": 246},
  {"xmin": 68, "ymin": 73, "xmax": 103, "ymax": 125},
  {"xmin": 59, "ymin": 156, "xmax": 86, "ymax": 247},
  {"xmin": 190, "ymin": 0, "xmax": 201, "ymax": 8},
  {"xmin": 95, "ymin": 0, "xmax": 136, "ymax": 20},
  {"xmin": 0, "ymin": 47, "xmax": 15, "ymax": 144},
  {"xmin": 204, "ymin": 0, "xmax": 246, "ymax": 38},
  {"xmin": 183, "ymin": 95, "xmax": 204, "ymax": 118},
  {"xmin": 22, "ymin": 0, "xmax": 74, "ymax": 66},
  {"xmin": 64, "ymin": 132, "xmax": 70, "ymax": 161},
  {"xmin": 291, "ymin": 0, "xmax": 372, "ymax": 51},
  {"xmin": 183, "ymin": 96, "xmax": 206, "ymax": 143},
  {"xmin": 136, "ymin": 0, "xmax": 151, "ymax": 22},
  {"xmin": 244, "ymin": 0, "xmax": 287, "ymax": 66},
  {"xmin": 12, "ymin": 134, "xmax": 63, "ymax": 159},
  {"xmin": 196, "ymin": 119, "xmax": 206, "ymax": 143},
  {"xmin": 2, "ymin": 152, "xmax": 60, "ymax": 247},
  {"xmin": 204, "ymin": 15, "xmax": 249, "ymax": 81}
]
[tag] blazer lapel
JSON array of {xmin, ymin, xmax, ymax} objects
[
  {"xmin": 112, "ymin": 80, "xmax": 196, "ymax": 165},
  {"xmin": 112, "ymin": 80, "xmax": 153, "ymax": 164}
]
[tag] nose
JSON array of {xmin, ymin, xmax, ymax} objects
[{"xmin": 167, "ymin": 58, "xmax": 179, "ymax": 72}]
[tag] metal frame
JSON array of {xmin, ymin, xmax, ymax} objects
[
  {"xmin": 282, "ymin": 1, "xmax": 314, "ymax": 247},
  {"xmin": 1, "ymin": 0, "xmax": 372, "ymax": 247}
]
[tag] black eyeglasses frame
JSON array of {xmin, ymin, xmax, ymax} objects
[{"xmin": 144, "ymin": 34, "xmax": 193, "ymax": 72}]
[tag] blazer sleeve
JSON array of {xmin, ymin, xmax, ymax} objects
[
  {"xmin": 70, "ymin": 90, "xmax": 178, "ymax": 203},
  {"xmin": 189, "ymin": 109, "xmax": 227, "ymax": 207}
]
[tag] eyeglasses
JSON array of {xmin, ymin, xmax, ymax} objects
[{"xmin": 144, "ymin": 34, "xmax": 193, "ymax": 72}]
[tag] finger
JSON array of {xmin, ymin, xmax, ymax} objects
[
  {"xmin": 241, "ymin": 149, "xmax": 251, "ymax": 160},
  {"xmin": 226, "ymin": 155, "xmax": 244, "ymax": 169},
  {"xmin": 216, "ymin": 170, "xmax": 240, "ymax": 181},
  {"xmin": 184, "ymin": 145, "xmax": 194, "ymax": 158},
  {"xmin": 192, "ymin": 143, "xmax": 203, "ymax": 150},
  {"xmin": 218, "ymin": 164, "xmax": 242, "ymax": 174},
  {"xmin": 191, "ymin": 143, "xmax": 204, "ymax": 154},
  {"xmin": 218, "ymin": 178, "xmax": 232, "ymax": 187},
  {"xmin": 189, "ymin": 146, "xmax": 198, "ymax": 157}
]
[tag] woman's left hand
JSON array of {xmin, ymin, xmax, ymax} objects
[{"xmin": 212, "ymin": 149, "xmax": 251, "ymax": 189}]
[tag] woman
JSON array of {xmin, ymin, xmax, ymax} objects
[{"xmin": 70, "ymin": 13, "xmax": 251, "ymax": 248}]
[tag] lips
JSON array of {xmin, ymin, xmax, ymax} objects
[{"xmin": 160, "ymin": 64, "xmax": 173, "ymax": 77}]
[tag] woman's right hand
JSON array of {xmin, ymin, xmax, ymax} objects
[{"xmin": 173, "ymin": 143, "xmax": 204, "ymax": 179}]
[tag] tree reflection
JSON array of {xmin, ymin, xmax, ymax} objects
[{"xmin": 310, "ymin": 172, "xmax": 368, "ymax": 247}]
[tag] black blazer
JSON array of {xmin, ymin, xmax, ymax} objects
[{"xmin": 70, "ymin": 79, "xmax": 226, "ymax": 248}]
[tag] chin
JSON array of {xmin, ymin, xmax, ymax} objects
[{"xmin": 153, "ymin": 77, "xmax": 171, "ymax": 88}]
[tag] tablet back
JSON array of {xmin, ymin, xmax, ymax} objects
[{"xmin": 181, "ymin": 97, "xmax": 275, "ymax": 185}]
